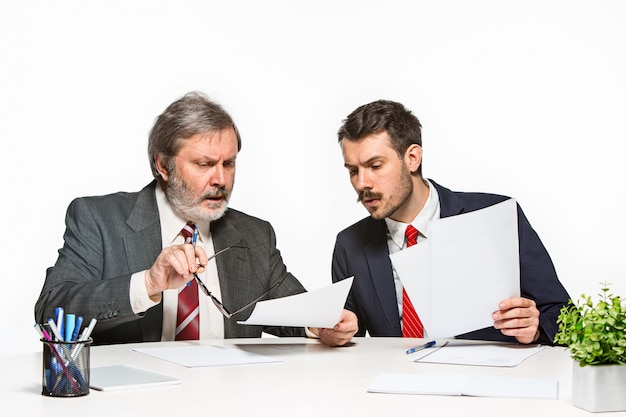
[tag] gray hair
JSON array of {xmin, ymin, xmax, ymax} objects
[{"xmin": 148, "ymin": 91, "xmax": 242, "ymax": 178}]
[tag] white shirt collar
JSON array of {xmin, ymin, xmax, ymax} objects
[
  {"xmin": 155, "ymin": 184, "xmax": 209, "ymax": 245},
  {"xmin": 385, "ymin": 179, "xmax": 440, "ymax": 249}
]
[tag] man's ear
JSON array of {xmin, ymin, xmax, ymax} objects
[
  {"xmin": 405, "ymin": 144, "xmax": 422, "ymax": 174},
  {"xmin": 154, "ymin": 154, "xmax": 170, "ymax": 181}
]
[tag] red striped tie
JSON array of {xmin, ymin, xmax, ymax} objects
[
  {"xmin": 402, "ymin": 224, "xmax": 424, "ymax": 338},
  {"xmin": 175, "ymin": 222, "xmax": 200, "ymax": 340}
]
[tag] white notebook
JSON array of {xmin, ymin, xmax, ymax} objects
[{"xmin": 90, "ymin": 365, "xmax": 181, "ymax": 391}]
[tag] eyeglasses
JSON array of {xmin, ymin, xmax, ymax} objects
[{"xmin": 193, "ymin": 246, "xmax": 285, "ymax": 318}]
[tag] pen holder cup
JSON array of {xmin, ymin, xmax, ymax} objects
[{"xmin": 41, "ymin": 338, "xmax": 92, "ymax": 397}]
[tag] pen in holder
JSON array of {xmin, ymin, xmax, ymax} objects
[{"xmin": 41, "ymin": 338, "xmax": 92, "ymax": 397}]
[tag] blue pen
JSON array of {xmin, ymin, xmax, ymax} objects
[
  {"xmin": 71, "ymin": 316, "xmax": 83, "ymax": 341},
  {"xmin": 406, "ymin": 340, "xmax": 437, "ymax": 354},
  {"xmin": 64, "ymin": 314, "xmax": 76, "ymax": 342},
  {"xmin": 54, "ymin": 307, "xmax": 64, "ymax": 339},
  {"xmin": 187, "ymin": 225, "xmax": 199, "ymax": 287},
  {"xmin": 192, "ymin": 224, "xmax": 198, "ymax": 245}
]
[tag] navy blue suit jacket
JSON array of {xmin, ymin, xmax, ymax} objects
[{"xmin": 331, "ymin": 180, "xmax": 570, "ymax": 344}]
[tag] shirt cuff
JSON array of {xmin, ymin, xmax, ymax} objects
[
  {"xmin": 130, "ymin": 271, "xmax": 159, "ymax": 314},
  {"xmin": 305, "ymin": 327, "xmax": 320, "ymax": 339}
]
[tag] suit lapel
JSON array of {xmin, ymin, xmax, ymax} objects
[
  {"xmin": 124, "ymin": 181, "xmax": 162, "ymax": 272},
  {"xmin": 209, "ymin": 212, "xmax": 252, "ymax": 337}
]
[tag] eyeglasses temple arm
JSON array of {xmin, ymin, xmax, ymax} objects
[{"xmin": 227, "ymin": 278, "xmax": 285, "ymax": 318}]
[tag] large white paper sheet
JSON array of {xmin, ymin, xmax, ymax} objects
[
  {"xmin": 238, "ymin": 277, "xmax": 354, "ymax": 328},
  {"xmin": 410, "ymin": 342, "xmax": 544, "ymax": 367},
  {"xmin": 90, "ymin": 365, "xmax": 181, "ymax": 390},
  {"xmin": 390, "ymin": 198, "xmax": 520, "ymax": 338},
  {"xmin": 134, "ymin": 345, "xmax": 281, "ymax": 367},
  {"xmin": 368, "ymin": 372, "xmax": 558, "ymax": 399}
]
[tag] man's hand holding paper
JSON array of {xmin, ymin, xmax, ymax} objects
[
  {"xmin": 238, "ymin": 277, "xmax": 358, "ymax": 346},
  {"xmin": 390, "ymin": 199, "xmax": 526, "ymax": 340},
  {"xmin": 492, "ymin": 297, "xmax": 541, "ymax": 344}
]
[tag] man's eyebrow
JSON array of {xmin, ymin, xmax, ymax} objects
[
  {"xmin": 344, "ymin": 155, "xmax": 384, "ymax": 168},
  {"xmin": 195, "ymin": 153, "xmax": 237, "ymax": 162}
]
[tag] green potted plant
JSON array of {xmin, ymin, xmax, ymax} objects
[{"xmin": 554, "ymin": 282, "xmax": 626, "ymax": 412}]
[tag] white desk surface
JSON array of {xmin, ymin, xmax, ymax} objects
[{"xmin": 1, "ymin": 337, "xmax": 620, "ymax": 417}]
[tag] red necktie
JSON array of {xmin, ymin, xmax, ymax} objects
[
  {"xmin": 175, "ymin": 222, "xmax": 200, "ymax": 340},
  {"xmin": 402, "ymin": 224, "xmax": 424, "ymax": 338}
]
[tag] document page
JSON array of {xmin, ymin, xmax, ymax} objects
[
  {"xmin": 90, "ymin": 365, "xmax": 180, "ymax": 391},
  {"xmin": 390, "ymin": 198, "xmax": 520, "ymax": 338},
  {"xmin": 238, "ymin": 277, "xmax": 353, "ymax": 328},
  {"xmin": 134, "ymin": 345, "xmax": 281, "ymax": 367},
  {"xmin": 410, "ymin": 342, "xmax": 544, "ymax": 367},
  {"xmin": 368, "ymin": 373, "xmax": 558, "ymax": 399}
]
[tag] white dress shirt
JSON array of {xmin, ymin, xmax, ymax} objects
[
  {"xmin": 384, "ymin": 179, "xmax": 440, "ymax": 334},
  {"xmin": 129, "ymin": 185, "xmax": 225, "ymax": 340}
]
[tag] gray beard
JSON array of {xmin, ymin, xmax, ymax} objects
[{"xmin": 166, "ymin": 171, "xmax": 231, "ymax": 223}]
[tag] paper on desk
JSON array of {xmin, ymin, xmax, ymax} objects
[
  {"xmin": 390, "ymin": 198, "xmax": 520, "ymax": 338},
  {"xmin": 410, "ymin": 341, "xmax": 544, "ymax": 367},
  {"xmin": 367, "ymin": 373, "xmax": 558, "ymax": 399},
  {"xmin": 90, "ymin": 365, "xmax": 180, "ymax": 390},
  {"xmin": 134, "ymin": 345, "xmax": 281, "ymax": 367},
  {"xmin": 238, "ymin": 277, "xmax": 354, "ymax": 328}
]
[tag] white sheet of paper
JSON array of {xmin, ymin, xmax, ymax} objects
[
  {"xmin": 133, "ymin": 345, "xmax": 281, "ymax": 367},
  {"xmin": 368, "ymin": 372, "xmax": 558, "ymax": 399},
  {"xmin": 390, "ymin": 198, "xmax": 520, "ymax": 338},
  {"xmin": 397, "ymin": 239, "xmax": 433, "ymax": 331},
  {"xmin": 410, "ymin": 342, "xmax": 544, "ymax": 367},
  {"xmin": 90, "ymin": 365, "xmax": 181, "ymax": 390},
  {"xmin": 238, "ymin": 277, "xmax": 354, "ymax": 328}
]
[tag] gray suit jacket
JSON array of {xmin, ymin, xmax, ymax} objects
[{"xmin": 35, "ymin": 181, "xmax": 306, "ymax": 344}]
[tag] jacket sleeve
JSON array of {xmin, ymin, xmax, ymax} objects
[
  {"xmin": 516, "ymin": 203, "xmax": 571, "ymax": 344},
  {"xmin": 34, "ymin": 197, "xmax": 152, "ymax": 340}
]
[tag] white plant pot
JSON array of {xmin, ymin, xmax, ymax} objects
[{"xmin": 572, "ymin": 361, "xmax": 626, "ymax": 413}]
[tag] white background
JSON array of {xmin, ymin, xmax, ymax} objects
[{"xmin": 1, "ymin": 0, "xmax": 624, "ymax": 357}]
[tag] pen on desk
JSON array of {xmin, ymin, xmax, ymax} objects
[
  {"xmin": 413, "ymin": 340, "xmax": 450, "ymax": 362},
  {"xmin": 405, "ymin": 340, "xmax": 437, "ymax": 354}
]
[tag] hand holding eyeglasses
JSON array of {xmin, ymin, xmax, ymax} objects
[{"xmin": 144, "ymin": 239, "xmax": 209, "ymax": 301}]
